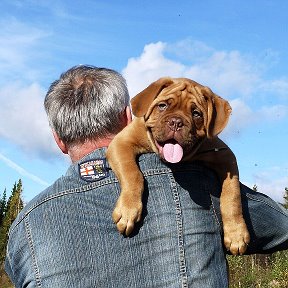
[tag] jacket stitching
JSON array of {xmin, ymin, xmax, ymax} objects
[
  {"xmin": 24, "ymin": 216, "xmax": 42, "ymax": 287},
  {"xmin": 169, "ymin": 173, "xmax": 188, "ymax": 288}
]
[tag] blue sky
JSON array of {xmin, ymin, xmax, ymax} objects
[{"xmin": 0, "ymin": 0, "xmax": 287, "ymax": 203}]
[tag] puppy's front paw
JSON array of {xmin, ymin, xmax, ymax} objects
[
  {"xmin": 224, "ymin": 222, "xmax": 250, "ymax": 255},
  {"xmin": 112, "ymin": 197, "xmax": 142, "ymax": 236}
]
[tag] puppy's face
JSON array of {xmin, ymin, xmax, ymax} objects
[{"xmin": 131, "ymin": 78, "xmax": 231, "ymax": 163}]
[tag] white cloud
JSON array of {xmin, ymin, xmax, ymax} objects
[
  {"xmin": 122, "ymin": 42, "xmax": 186, "ymax": 97},
  {"xmin": 260, "ymin": 77, "xmax": 288, "ymax": 99},
  {"xmin": 122, "ymin": 40, "xmax": 263, "ymax": 99},
  {"xmin": 258, "ymin": 104, "xmax": 288, "ymax": 121},
  {"xmin": 260, "ymin": 178, "xmax": 287, "ymax": 204},
  {"xmin": 0, "ymin": 18, "xmax": 61, "ymax": 158},
  {"xmin": 0, "ymin": 82, "xmax": 58, "ymax": 156},
  {"xmin": 0, "ymin": 17, "xmax": 50, "ymax": 83},
  {"xmin": 221, "ymin": 99, "xmax": 288, "ymax": 139},
  {"xmin": 221, "ymin": 98, "xmax": 255, "ymax": 138},
  {"xmin": 165, "ymin": 39, "xmax": 214, "ymax": 62},
  {"xmin": 183, "ymin": 50, "xmax": 261, "ymax": 98},
  {"xmin": 244, "ymin": 168, "xmax": 287, "ymax": 203}
]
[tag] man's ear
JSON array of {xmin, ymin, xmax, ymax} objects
[
  {"xmin": 52, "ymin": 131, "xmax": 68, "ymax": 154},
  {"xmin": 125, "ymin": 106, "xmax": 132, "ymax": 125},
  {"xmin": 205, "ymin": 89, "xmax": 232, "ymax": 138},
  {"xmin": 131, "ymin": 77, "xmax": 174, "ymax": 117}
]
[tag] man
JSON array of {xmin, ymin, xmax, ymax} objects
[{"xmin": 5, "ymin": 65, "xmax": 288, "ymax": 288}]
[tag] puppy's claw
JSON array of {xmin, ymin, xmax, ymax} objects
[
  {"xmin": 225, "ymin": 239, "xmax": 249, "ymax": 255},
  {"xmin": 112, "ymin": 210, "xmax": 122, "ymax": 224},
  {"xmin": 115, "ymin": 219, "xmax": 135, "ymax": 235},
  {"xmin": 112, "ymin": 200, "xmax": 142, "ymax": 236}
]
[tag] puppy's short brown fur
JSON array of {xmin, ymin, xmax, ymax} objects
[{"xmin": 107, "ymin": 77, "xmax": 250, "ymax": 255}]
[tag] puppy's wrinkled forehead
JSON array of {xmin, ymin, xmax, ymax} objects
[{"xmin": 146, "ymin": 80, "xmax": 209, "ymax": 115}]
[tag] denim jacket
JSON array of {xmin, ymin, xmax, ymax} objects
[{"xmin": 6, "ymin": 148, "xmax": 288, "ymax": 288}]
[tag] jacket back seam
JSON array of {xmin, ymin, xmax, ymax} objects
[
  {"xmin": 24, "ymin": 216, "xmax": 42, "ymax": 288},
  {"xmin": 169, "ymin": 173, "xmax": 189, "ymax": 288}
]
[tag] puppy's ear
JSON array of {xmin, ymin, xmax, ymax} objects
[
  {"xmin": 131, "ymin": 77, "xmax": 174, "ymax": 117},
  {"xmin": 205, "ymin": 89, "xmax": 232, "ymax": 138}
]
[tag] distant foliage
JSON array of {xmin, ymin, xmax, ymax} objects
[
  {"xmin": 0, "ymin": 189, "xmax": 7, "ymax": 227},
  {"xmin": 252, "ymin": 184, "xmax": 258, "ymax": 192},
  {"xmin": 228, "ymin": 251, "xmax": 288, "ymax": 287},
  {"xmin": 283, "ymin": 187, "xmax": 288, "ymax": 209},
  {"xmin": 0, "ymin": 180, "xmax": 23, "ymax": 261},
  {"xmin": 0, "ymin": 180, "xmax": 23, "ymax": 287}
]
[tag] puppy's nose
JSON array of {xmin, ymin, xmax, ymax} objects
[{"xmin": 168, "ymin": 117, "xmax": 183, "ymax": 131}]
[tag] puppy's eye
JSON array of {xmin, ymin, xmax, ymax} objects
[
  {"xmin": 192, "ymin": 110, "xmax": 202, "ymax": 118},
  {"xmin": 158, "ymin": 102, "xmax": 168, "ymax": 111}
]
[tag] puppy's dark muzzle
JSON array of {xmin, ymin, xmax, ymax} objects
[{"xmin": 167, "ymin": 117, "xmax": 184, "ymax": 131}]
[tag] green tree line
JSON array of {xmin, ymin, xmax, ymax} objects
[{"xmin": 0, "ymin": 180, "xmax": 23, "ymax": 262}]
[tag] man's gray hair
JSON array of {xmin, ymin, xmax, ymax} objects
[{"xmin": 44, "ymin": 65, "xmax": 130, "ymax": 145}]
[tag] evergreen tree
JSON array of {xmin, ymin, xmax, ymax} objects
[
  {"xmin": 283, "ymin": 187, "xmax": 288, "ymax": 209},
  {"xmin": 252, "ymin": 184, "xmax": 258, "ymax": 192},
  {"xmin": 0, "ymin": 189, "xmax": 7, "ymax": 227},
  {"xmin": 0, "ymin": 180, "xmax": 23, "ymax": 261}
]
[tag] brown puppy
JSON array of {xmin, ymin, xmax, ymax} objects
[{"xmin": 106, "ymin": 77, "xmax": 250, "ymax": 255}]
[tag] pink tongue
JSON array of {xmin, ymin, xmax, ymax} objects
[{"xmin": 163, "ymin": 143, "xmax": 183, "ymax": 163}]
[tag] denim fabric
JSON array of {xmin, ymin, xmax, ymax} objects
[
  {"xmin": 5, "ymin": 149, "xmax": 228, "ymax": 288},
  {"xmin": 5, "ymin": 149, "xmax": 288, "ymax": 288}
]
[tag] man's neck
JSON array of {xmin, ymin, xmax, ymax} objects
[{"xmin": 68, "ymin": 136, "xmax": 114, "ymax": 163}]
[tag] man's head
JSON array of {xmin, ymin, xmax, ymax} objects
[{"xmin": 44, "ymin": 65, "xmax": 130, "ymax": 158}]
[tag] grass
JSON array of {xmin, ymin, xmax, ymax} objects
[
  {"xmin": 0, "ymin": 263, "xmax": 13, "ymax": 288},
  {"xmin": 228, "ymin": 250, "xmax": 288, "ymax": 287}
]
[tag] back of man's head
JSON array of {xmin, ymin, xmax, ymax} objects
[{"xmin": 44, "ymin": 65, "xmax": 130, "ymax": 147}]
